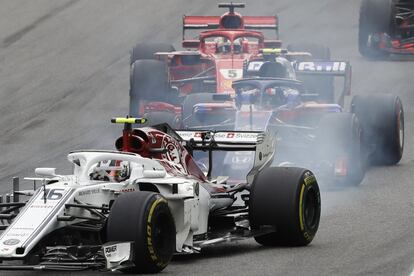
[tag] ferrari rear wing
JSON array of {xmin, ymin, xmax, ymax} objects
[
  {"xmin": 295, "ymin": 61, "xmax": 352, "ymax": 106},
  {"xmin": 182, "ymin": 15, "xmax": 279, "ymax": 39}
]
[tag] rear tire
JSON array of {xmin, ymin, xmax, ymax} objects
[
  {"xmin": 130, "ymin": 43, "xmax": 175, "ymax": 65},
  {"xmin": 287, "ymin": 43, "xmax": 334, "ymax": 102},
  {"xmin": 106, "ymin": 191, "xmax": 175, "ymax": 274},
  {"xmin": 317, "ymin": 113, "xmax": 365, "ymax": 186},
  {"xmin": 143, "ymin": 111, "xmax": 182, "ymax": 129},
  {"xmin": 249, "ymin": 167, "xmax": 321, "ymax": 246},
  {"xmin": 359, "ymin": 0, "xmax": 394, "ymax": 58},
  {"xmin": 351, "ymin": 94, "xmax": 404, "ymax": 165},
  {"xmin": 130, "ymin": 60, "xmax": 170, "ymax": 117}
]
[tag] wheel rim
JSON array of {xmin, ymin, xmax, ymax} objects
[
  {"xmin": 304, "ymin": 187, "xmax": 319, "ymax": 230},
  {"xmin": 152, "ymin": 212, "xmax": 174, "ymax": 259},
  {"xmin": 397, "ymin": 103, "xmax": 404, "ymax": 152}
]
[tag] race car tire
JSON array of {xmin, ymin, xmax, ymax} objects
[
  {"xmin": 130, "ymin": 59, "xmax": 170, "ymax": 117},
  {"xmin": 143, "ymin": 110, "xmax": 182, "ymax": 129},
  {"xmin": 130, "ymin": 43, "xmax": 175, "ymax": 65},
  {"xmin": 249, "ymin": 167, "xmax": 321, "ymax": 246},
  {"xmin": 359, "ymin": 0, "xmax": 394, "ymax": 58},
  {"xmin": 287, "ymin": 43, "xmax": 334, "ymax": 102},
  {"xmin": 317, "ymin": 113, "xmax": 366, "ymax": 186},
  {"xmin": 106, "ymin": 191, "xmax": 175, "ymax": 274},
  {"xmin": 351, "ymin": 94, "xmax": 404, "ymax": 165}
]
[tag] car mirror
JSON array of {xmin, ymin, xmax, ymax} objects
[
  {"xmin": 143, "ymin": 170, "xmax": 166, "ymax": 178},
  {"xmin": 35, "ymin": 168, "xmax": 57, "ymax": 177}
]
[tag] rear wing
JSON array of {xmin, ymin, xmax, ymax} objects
[
  {"xmin": 176, "ymin": 130, "xmax": 275, "ymax": 184},
  {"xmin": 182, "ymin": 15, "xmax": 279, "ymax": 39},
  {"xmin": 295, "ymin": 61, "xmax": 352, "ymax": 106}
]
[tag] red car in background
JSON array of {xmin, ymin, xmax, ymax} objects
[{"xmin": 128, "ymin": 3, "xmax": 331, "ymax": 126}]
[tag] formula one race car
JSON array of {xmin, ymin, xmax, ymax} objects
[
  {"xmin": 359, "ymin": 0, "xmax": 414, "ymax": 58},
  {"xmin": 129, "ymin": 3, "xmax": 333, "ymax": 123},
  {"xmin": 0, "ymin": 118, "xmax": 321, "ymax": 273},
  {"xmin": 181, "ymin": 55, "xmax": 404, "ymax": 186}
]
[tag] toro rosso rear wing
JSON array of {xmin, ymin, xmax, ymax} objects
[
  {"xmin": 295, "ymin": 61, "xmax": 352, "ymax": 106},
  {"xmin": 182, "ymin": 15, "xmax": 279, "ymax": 39},
  {"xmin": 176, "ymin": 130, "xmax": 275, "ymax": 184}
]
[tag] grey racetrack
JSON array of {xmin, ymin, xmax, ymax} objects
[{"xmin": 0, "ymin": 0, "xmax": 414, "ymax": 275}]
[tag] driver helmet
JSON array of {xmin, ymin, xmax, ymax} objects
[
  {"xmin": 233, "ymin": 38, "xmax": 242, "ymax": 53},
  {"xmin": 112, "ymin": 160, "xmax": 130, "ymax": 182},
  {"xmin": 259, "ymin": 57, "xmax": 296, "ymax": 79},
  {"xmin": 216, "ymin": 37, "xmax": 231, "ymax": 53},
  {"xmin": 262, "ymin": 87, "xmax": 300, "ymax": 108}
]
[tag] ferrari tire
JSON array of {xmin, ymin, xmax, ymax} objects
[
  {"xmin": 143, "ymin": 111, "xmax": 182, "ymax": 129},
  {"xmin": 249, "ymin": 167, "xmax": 321, "ymax": 246},
  {"xmin": 130, "ymin": 60, "xmax": 169, "ymax": 117},
  {"xmin": 359, "ymin": 0, "xmax": 394, "ymax": 58},
  {"xmin": 351, "ymin": 94, "xmax": 404, "ymax": 165},
  {"xmin": 130, "ymin": 43, "xmax": 175, "ymax": 65},
  {"xmin": 106, "ymin": 192, "xmax": 175, "ymax": 274},
  {"xmin": 287, "ymin": 43, "xmax": 334, "ymax": 102},
  {"xmin": 317, "ymin": 113, "xmax": 366, "ymax": 186}
]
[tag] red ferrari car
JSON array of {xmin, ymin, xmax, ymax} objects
[{"xmin": 129, "ymin": 3, "xmax": 332, "ymax": 125}]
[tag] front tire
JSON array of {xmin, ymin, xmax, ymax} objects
[
  {"xmin": 106, "ymin": 192, "xmax": 176, "ymax": 274},
  {"xmin": 130, "ymin": 60, "xmax": 170, "ymax": 117},
  {"xmin": 249, "ymin": 167, "xmax": 321, "ymax": 246},
  {"xmin": 130, "ymin": 43, "xmax": 175, "ymax": 65}
]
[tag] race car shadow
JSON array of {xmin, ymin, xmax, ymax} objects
[{"xmin": 172, "ymin": 240, "xmax": 307, "ymax": 263}]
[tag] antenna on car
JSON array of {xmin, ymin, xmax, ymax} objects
[
  {"xmin": 218, "ymin": 2, "xmax": 245, "ymax": 14},
  {"xmin": 111, "ymin": 117, "xmax": 147, "ymax": 152}
]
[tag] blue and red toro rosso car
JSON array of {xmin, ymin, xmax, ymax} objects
[
  {"xmin": 359, "ymin": 0, "xmax": 414, "ymax": 58},
  {"xmin": 180, "ymin": 56, "xmax": 404, "ymax": 186}
]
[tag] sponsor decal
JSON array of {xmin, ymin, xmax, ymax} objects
[
  {"xmin": 5, "ymin": 233, "xmax": 30, "ymax": 237},
  {"xmin": 297, "ymin": 61, "xmax": 347, "ymax": 72},
  {"xmin": 3, "ymin": 239, "xmax": 20, "ymax": 245},
  {"xmin": 119, "ymin": 188, "xmax": 135, "ymax": 193},
  {"xmin": 105, "ymin": 245, "xmax": 117, "ymax": 256},
  {"xmin": 247, "ymin": 61, "xmax": 264, "ymax": 72},
  {"xmin": 161, "ymin": 135, "xmax": 188, "ymax": 175},
  {"xmin": 78, "ymin": 188, "xmax": 101, "ymax": 197}
]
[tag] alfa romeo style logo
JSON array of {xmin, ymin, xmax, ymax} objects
[{"xmin": 3, "ymin": 239, "xmax": 20, "ymax": 245}]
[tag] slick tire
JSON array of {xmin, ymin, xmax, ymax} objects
[
  {"xmin": 287, "ymin": 43, "xmax": 334, "ymax": 102},
  {"xmin": 130, "ymin": 60, "xmax": 169, "ymax": 117},
  {"xmin": 130, "ymin": 43, "xmax": 175, "ymax": 65},
  {"xmin": 317, "ymin": 113, "xmax": 366, "ymax": 186},
  {"xmin": 351, "ymin": 94, "xmax": 404, "ymax": 165},
  {"xmin": 249, "ymin": 167, "xmax": 321, "ymax": 246},
  {"xmin": 106, "ymin": 192, "xmax": 175, "ymax": 274},
  {"xmin": 359, "ymin": 0, "xmax": 394, "ymax": 58},
  {"xmin": 143, "ymin": 111, "xmax": 182, "ymax": 129}
]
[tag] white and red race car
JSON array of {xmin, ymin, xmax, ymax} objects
[{"xmin": 0, "ymin": 118, "xmax": 320, "ymax": 273}]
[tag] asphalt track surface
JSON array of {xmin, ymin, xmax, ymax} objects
[{"xmin": 0, "ymin": 0, "xmax": 414, "ymax": 275}]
